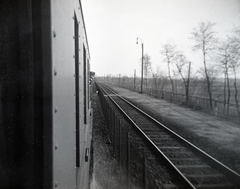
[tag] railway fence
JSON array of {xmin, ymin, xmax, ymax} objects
[{"xmin": 109, "ymin": 82, "xmax": 240, "ymax": 122}]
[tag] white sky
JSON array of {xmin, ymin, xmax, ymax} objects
[{"xmin": 81, "ymin": 0, "xmax": 240, "ymax": 77}]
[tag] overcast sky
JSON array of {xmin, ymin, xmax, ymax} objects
[{"xmin": 81, "ymin": 0, "xmax": 240, "ymax": 77}]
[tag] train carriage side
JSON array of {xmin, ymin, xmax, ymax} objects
[
  {"xmin": 51, "ymin": 0, "xmax": 92, "ymax": 188},
  {"xmin": 0, "ymin": 0, "xmax": 92, "ymax": 188}
]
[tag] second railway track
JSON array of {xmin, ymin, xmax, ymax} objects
[{"xmin": 97, "ymin": 82, "xmax": 240, "ymax": 189}]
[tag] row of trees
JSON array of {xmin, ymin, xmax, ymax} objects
[{"xmin": 141, "ymin": 22, "xmax": 240, "ymax": 115}]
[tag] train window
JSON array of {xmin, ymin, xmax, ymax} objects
[
  {"xmin": 74, "ymin": 13, "xmax": 80, "ymax": 167},
  {"xmin": 87, "ymin": 59, "xmax": 90, "ymax": 109},
  {"xmin": 83, "ymin": 45, "xmax": 87, "ymax": 124}
]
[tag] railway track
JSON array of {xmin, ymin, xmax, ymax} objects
[{"xmin": 97, "ymin": 82, "xmax": 240, "ymax": 189}]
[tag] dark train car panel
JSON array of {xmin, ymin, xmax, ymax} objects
[
  {"xmin": 41, "ymin": 1, "xmax": 53, "ymax": 188},
  {"xmin": 0, "ymin": 2, "xmax": 55, "ymax": 187},
  {"xmin": 1, "ymin": 1, "xmax": 38, "ymax": 188}
]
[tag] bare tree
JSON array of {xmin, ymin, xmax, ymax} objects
[
  {"xmin": 229, "ymin": 27, "xmax": 240, "ymax": 115},
  {"xmin": 158, "ymin": 75, "xmax": 169, "ymax": 99},
  {"xmin": 150, "ymin": 67, "xmax": 162, "ymax": 90},
  {"xmin": 142, "ymin": 54, "xmax": 152, "ymax": 89},
  {"xmin": 217, "ymin": 38, "xmax": 233, "ymax": 114},
  {"xmin": 151, "ymin": 70, "xmax": 158, "ymax": 90},
  {"xmin": 174, "ymin": 53, "xmax": 192, "ymax": 104},
  {"xmin": 160, "ymin": 44, "xmax": 177, "ymax": 98},
  {"xmin": 191, "ymin": 22, "xmax": 218, "ymax": 109}
]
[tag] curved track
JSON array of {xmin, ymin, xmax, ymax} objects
[{"xmin": 97, "ymin": 82, "xmax": 240, "ymax": 189}]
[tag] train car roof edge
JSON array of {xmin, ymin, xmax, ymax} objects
[{"xmin": 79, "ymin": 0, "xmax": 90, "ymax": 59}]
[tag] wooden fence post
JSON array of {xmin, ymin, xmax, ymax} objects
[
  {"xmin": 214, "ymin": 98, "xmax": 218, "ymax": 116},
  {"xmin": 127, "ymin": 132, "xmax": 131, "ymax": 189},
  {"xmin": 195, "ymin": 96, "xmax": 199, "ymax": 109},
  {"xmin": 143, "ymin": 153, "xmax": 147, "ymax": 189},
  {"xmin": 119, "ymin": 120, "xmax": 121, "ymax": 170}
]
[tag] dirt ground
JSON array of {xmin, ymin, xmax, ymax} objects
[{"xmin": 105, "ymin": 82, "xmax": 240, "ymax": 174}]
